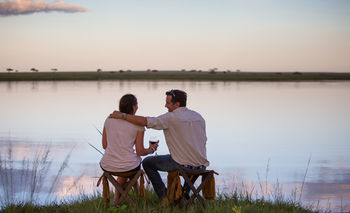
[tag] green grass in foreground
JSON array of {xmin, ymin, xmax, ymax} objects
[
  {"xmin": 1, "ymin": 71, "xmax": 350, "ymax": 81},
  {"xmin": 1, "ymin": 189, "xmax": 316, "ymax": 213}
]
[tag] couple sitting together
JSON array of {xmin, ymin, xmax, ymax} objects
[{"xmin": 100, "ymin": 89, "xmax": 209, "ymax": 204}]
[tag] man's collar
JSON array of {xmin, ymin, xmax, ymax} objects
[{"xmin": 173, "ymin": 106, "xmax": 187, "ymax": 112}]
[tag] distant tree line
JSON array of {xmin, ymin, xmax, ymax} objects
[
  {"xmin": 5, "ymin": 67, "xmax": 243, "ymax": 73},
  {"xmin": 5, "ymin": 68, "xmax": 60, "ymax": 72}
]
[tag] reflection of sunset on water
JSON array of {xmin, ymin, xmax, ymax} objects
[
  {"xmin": 1, "ymin": 80, "xmax": 350, "ymax": 211},
  {"xmin": 0, "ymin": 139, "xmax": 74, "ymax": 161},
  {"xmin": 54, "ymin": 176, "xmax": 99, "ymax": 197}
]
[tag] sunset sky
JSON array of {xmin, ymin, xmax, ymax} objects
[{"xmin": 1, "ymin": 0, "xmax": 349, "ymax": 72}]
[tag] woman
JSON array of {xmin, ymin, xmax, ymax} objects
[{"xmin": 100, "ymin": 94, "xmax": 158, "ymax": 204}]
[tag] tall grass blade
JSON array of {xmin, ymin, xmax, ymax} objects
[
  {"xmin": 265, "ymin": 158, "xmax": 270, "ymax": 196},
  {"xmin": 299, "ymin": 155, "xmax": 311, "ymax": 202},
  {"xmin": 45, "ymin": 145, "xmax": 75, "ymax": 203}
]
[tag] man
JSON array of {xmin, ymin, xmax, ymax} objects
[{"xmin": 110, "ymin": 89, "xmax": 209, "ymax": 199}]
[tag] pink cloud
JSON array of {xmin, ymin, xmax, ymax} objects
[{"xmin": 0, "ymin": 0, "xmax": 87, "ymax": 16}]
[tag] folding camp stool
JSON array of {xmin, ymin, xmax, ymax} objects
[
  {"xmin": 179, "ymin": 169, "xmax": 219, "ymax": 208},
  {"xmin": 98, "ymin": 169, "xmax": 145, "ymax": 205}
]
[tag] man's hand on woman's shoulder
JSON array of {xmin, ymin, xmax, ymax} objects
[{"xmin": 109, "ymin": 110, "xmax": 122, "ymax": 119}]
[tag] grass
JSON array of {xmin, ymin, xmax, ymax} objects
[
  {"xmin": 0, "ymin": 141, "xmax": 331, "ymax": 213},
  {"xmin": 0, "ymin": 140, "xmax": 77, "ymax": 208},
  {"xmin": 1, "ymin": 71, "xmax": 350, "ymax": 81},
  {"xmin": 1, "ymin": 189, "xmax": 316, "ymax": 213}
]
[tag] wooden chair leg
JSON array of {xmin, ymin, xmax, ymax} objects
[
  {"xmin": 179, "ymin": 170, "xmax": 206, "ymax": 208},
  {"xmin": 182, "ymin": 174, "xmax": 199, "ymax": 200},
  {"xmin": 117, "ymin": 170, "xmax": 142, "ymax": 204},
  {"xmin": 99, "ymin": 170, "xmax": 146, "ymax": 205},
  {"xmin": 180, "ymin": 170, "xmax": 216, "ymax": 208},
  {"xmin": 104, "ymin": 172, "xmax": 135, "ymax": 205},
  {"xmin": 190, "ymin": 171, "xmax": 213, "ymax": 207}
]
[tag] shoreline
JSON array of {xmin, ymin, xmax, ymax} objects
[{"xmin": 1, "ymin": 71, "xmax": 350, "ymax": 81}]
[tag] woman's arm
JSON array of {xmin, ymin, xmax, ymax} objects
[
  {"xmin": 102, "ymin": 127, "xmax": 107, "ymax": 149},
  {"xmin": 135, "ymin": 131, "xmax": 157, "ymax": 156}
]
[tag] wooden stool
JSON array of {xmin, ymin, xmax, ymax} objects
[
  {"xmin": 97, "ymin": 169, "xmax": 145, "ymax": 205},
  {"xmin": 179, "ymin": 169, "xmax": 219, "ymax": 208}
]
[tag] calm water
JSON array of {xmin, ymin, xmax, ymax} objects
[{"xmin": 1, "ymin": 80, "xmax": 350, "ymax": 211}]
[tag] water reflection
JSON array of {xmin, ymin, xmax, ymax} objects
[
  {"xmin": 6, "ymin": 81, "xmax": 12, "ymax": 92},
  {"xmin": 31, "ymin": 81, "xmax": 38, "ymax": 91},
  {"xmin": 1, "ymin": 80, "xmax": 350, "ymax": 211}
]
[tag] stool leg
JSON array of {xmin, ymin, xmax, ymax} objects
[
  {"xmin": 118, "ymin": 170, "xmax": 142, "ymax": 204},
  {"xmin": 102, "ymin": 175, "xmax": 110, "ymax": 205},
  {"xmin": 192, "ymin": 172, "xmax": 214, "ymax": 207},
  {"xmin": 104, "ymin": 172, "xmax": 134, "ymax": 205},
  {"xmin": 187, "ymin": 186, "xmax": 205, "ymax": 208},
  {"xmin": 180, "ymin": 170, "xmax": 206, "ymax": 208},
  {"xmin": 183, "ymin": 174, "xmax": 199, "ymax": 200}
]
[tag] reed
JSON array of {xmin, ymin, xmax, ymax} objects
[
  {"xmin": 0, "ymin": 141, "xmax": 74, "ymax": 208},
  {"xmin": 299, "ymin": 155, "xmax": 311, "ymax": 203}
]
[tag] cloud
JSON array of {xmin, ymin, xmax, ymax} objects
[{"xmin": 0, "ymin": 0, "xmax": 87, "ymax": 16}]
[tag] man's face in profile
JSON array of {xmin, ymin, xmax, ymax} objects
[{"xmin": 165, "ymin": 95, "xmax": 177, "ymax": 112}]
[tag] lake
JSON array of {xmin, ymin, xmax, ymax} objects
[{"xmin": 1, "ymin": 80, "xmax": 350, "ymax": 211}]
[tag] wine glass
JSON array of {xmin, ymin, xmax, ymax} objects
[{"xmin": 149, "ymin": 136, "xmax": 159, "ymax": 155}]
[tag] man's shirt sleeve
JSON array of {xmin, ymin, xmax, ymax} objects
[{"xmin": 146, "ymin": 113, "xmax": 170, "ymax": 130}]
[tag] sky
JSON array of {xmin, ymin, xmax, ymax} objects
[{"xmin": 1, "ymin": 0, "xmax": 350, "ymax": 72}]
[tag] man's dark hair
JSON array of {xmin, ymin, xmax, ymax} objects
[
  {"xmin": 165, "ymin": 89, "xmax": 187, "ymax": 107},
  {"xmin": 119, "ymin": 94, "xmax": 137, "ymax": 114}
]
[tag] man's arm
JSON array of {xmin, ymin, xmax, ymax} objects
[{"xmin": 109, "ymin": 111, "xmax": 148, "ymax": 126}]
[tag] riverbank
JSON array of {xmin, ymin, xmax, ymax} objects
[
  {"xmin": 1, "ymin": 190, "xmax": 316, "ymax": 213},
  {"xmin": 0, "ymin": 142, "xmax": 335, "ymax": 212},
  {"xmin": 1, "ymin": 71, "xmax": 350, "ymax": 81}
]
